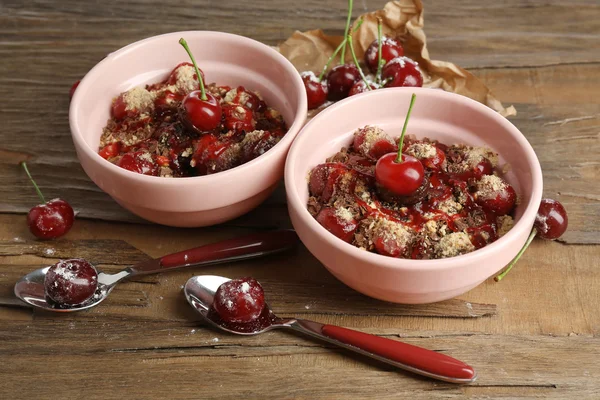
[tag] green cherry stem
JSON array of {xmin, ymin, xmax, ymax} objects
[
  {"xmin": 494, "ymin": 228, "xmax": 537, "ymax": 282},
  {"xmin": 318, "ymin": 37, "xmax": 348, "ymax": 81},
  {"xmin": 21, "ymin": 162, "xmax": 46, "ymax": 204},
  {"xmin": 347, "ymin": 33, "xmax": 371, "ymax": 90},
  {"xmin": 179, "ymin": 38, "xmax": 207, "ymax": 101},
  {"xmin": 395, "ymin": 93, "xmax": 417, "ymax": 163},
  {"xmin": 375, "ymin": 17, "xmax": 384, "ymax": 83},
  {"xmin": 339, "ymin": 0, "xmax": 354, "ymax": 63}
]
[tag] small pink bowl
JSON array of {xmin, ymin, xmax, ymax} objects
[
  {"xmin": 285, "ymin": 88, "xmax": 543, "ymax": 304},
  {"xmin": 70, "ymin": 31, "xmax": 307, "ymax": 227}
]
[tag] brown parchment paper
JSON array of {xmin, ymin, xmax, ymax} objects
[{"xmin": 278, "ymin": 0, "xmax": 516, "ymax": 117}]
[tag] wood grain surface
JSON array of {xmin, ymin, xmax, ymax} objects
[{"xmin": 1, "ymin": 0, "xmax": 599, "ymax": 399}]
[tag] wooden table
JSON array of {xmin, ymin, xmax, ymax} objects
[{"xmin": 1, "ymin": 1, "xmax": 599, "ymax": 398}]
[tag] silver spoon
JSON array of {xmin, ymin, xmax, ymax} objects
[
  {"xmin": 13, "ymin": 230, "xmax": 298, "ymax": 312},
  {"xmin": 184, "ymin": 275, "xmax": 477, "ymax": 384}
]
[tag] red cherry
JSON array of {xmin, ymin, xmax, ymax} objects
[
  {"xmin": 455, "ymin": 159, "xmax": 494, "ymax": 181},
  {"xmin": 28, "ymin": 199, "xmax": 75, "ymax": 240},
  {"xmin": 44, "ymin": 259, "xmax": 98, "ymax": 306},
  {"xmin": 382, "ymin": 57, "xmax": 423, "ymax": 88},
  {"xmin": 327, "ymin": 64, "xmax": 360, "ymax": 101},
  {"xmin": 374, "ymin": 235, "xmax": 406, "ymax": 257},
  {"xmin": 222, "ymin": 103, "xmax": 255, "ymax": 132},
  {"xmin": 316, "ymin": 207, "xmax": 358, "ymax": 243},
  {"xmin": 22, "ymin": 162, "xmax": 74, "ymax": 240},
  {"xmin": 309, "ymin": 163, "xmax": 348, "ymax": 198},
  {"xmin": 165, "ymin": 62, "xmax": 205, "ymax": 88},
  {"xmin": 423, "ymin": 147, "xmax": 446, "ymax": 170},
  {"xmin": 118, "ymin": 151, "xmax": 159, "ymax": 176},
  {"xmin": 375, "ymin": 153, "xmax": 425, "ymax": 196},
  {"xmin": 348, "ymin": 80, "xmax": 378, "ymax": 96},
  {"xmin": 352, "ymin": 126, "xmax": 398, "ymax": 161},
  {"xmin": 364, "ymin": 36, "xmax": 404, "ymax": 73},
  {"xmin": 213, "ymin": 277, "xmax": 265, "ymax": 323},
  {"xmin": 111, "ymin": 93, "xmax": 128, "ymax": 120},
  {"xmin": 98, "ymin": 142, "xmax": 121, "ymax": 159},
  {"xmin": 474, "ymin": 175, "xmax": 516, "ymax": 215},
  {"xmin": 301, "ymin": 71, "xmax": 328, "ymax": 110},
  {"xmin": 69, "ymin": 80, "xmax": 80, "ymax": 101},
  {"xmin": 535, "ymin": 199, "xmax": 568, "ymax": 240},
  {"xmin": 181, "ymin": 91, "xmax": 222, "ymax": 133},
  {"xmin": 191, "ymin": 134, "xmax": 239, "ymax": 175},
  {"xmin": 227, "ymin": 86, "xmax": 266, "ymax": 112}
]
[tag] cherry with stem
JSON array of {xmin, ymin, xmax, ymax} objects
[
  {"xmin": 179, "ymin": 38, "xmax": 222, "ymax": 132},
  {"xmin": 495, "ymin": 198, "xmax": 568, "ymax": 281},
  {"xmin": 22, "ymin": 162, "xmax": 74, "ymax": 240},
  {"xmin": 375, "ymin": 94, "xmax": 425, "ymax": 197},
  {"xmin": 375, "ymin": 18, "xmax": 385, "ymax": 83}
]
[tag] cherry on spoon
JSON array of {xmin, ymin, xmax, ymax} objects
[
  {"xmin": 184, "ymin": 274, "xmax": 477, "ymax": 384},
  {"xmin": 13, "ymin": 230, "xmax": 299, "ymax": 312},
  {"xmin": 375, "ymin": 93, "xmax": 425, "ymax": 196},
  {"xmin": 495, "ymin": 199, "xmax": 568, "ymax": 281},
  {"xmin": 178, "ymin": 38, "xmax": 222, "ymax": 132}
]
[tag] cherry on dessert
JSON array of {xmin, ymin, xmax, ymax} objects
[
  {"xmin": 495, "ymin": 198, "xmax": 568, "ymax": 282},
  {"xmin": 473, "ymin": 175, "xmax": 516, "ymax": 215},
  {"xmin": 166, "ymin": 62, "xmax": 205, "ymax": 88},
  {"xmin": 327, "ymin": 64, "xmax": 361, "ymax": 101},
  {"xmin": 69, "ymin": 80, "xmax": 80, "ymax": 101},
  {"xmin": 316, "ymin": 206, "xmax": 358, "ymax": 243},
  {"xmin": 455, "ymin": 159, "xmax": 494, "ymax": 181},
  {"xmin": 309, "ymin": 163, "xmax": 348, "ymax": 198},
  {"xmin": 191, "ymin": 134, "xmax": 239, "ymax": 175},
  {"xmin": 111, "ymin": 93, "xmax": 128, "ymax": 120},
  {"xmin": 534, "ymin": 199, "xmax": 568, "ymax": 240},
  {"xmin": 44, "ymin": 259, "xmax": 98, "ymax": 306},
  {"xmin": 423, "ymin": 147, "xmax": 446, "ymax": 171},
  {"xmin": 213, "ymin": 277, "xmax": 265, "ymax": 323},
  {"xmin": 382, "ymin": 57, "xmax": 423, "ymax": 88},
  {"xmin": 222, "ymin": 103, "xmax": 255, "ymax": 132},
  {"xmin": 364, "ymin": 36, "xmax": 404, "ymax": 73},
  {"xmin": 98, "ymin": 142, "xmax": 121, "ymax": 160},
  {"xmin": 240, "ymin": 130, "xmax": 279, "ymax": 163},
  {"xmin": 22, "ymin": 162, "xmax": 74, "ymax": 240},
  {"xmin": 301, "ymin": 71, "xmax": 328, "ymax": 110},
  {"xmin": 352, "ymin": 126, "xmax": 398, "ymax": 161},
  {"xmin": 118, "ymin": 151, "xmax": 159, "ymax": 176},
  {"xmin": 178, "ymin": 38, "xmax": 222, "ymax": 133},
  {"xmin": 375, "ymin": 93, "xmax": 425, "ymax": 197},
  {"xmin": 226, "ymin": 86, "xmax": 266, "ymax": 112}
]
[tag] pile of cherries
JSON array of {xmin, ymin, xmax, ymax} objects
[{"xmin": 301, "ymin": 9, "xmax": 423, "ymax": 110}]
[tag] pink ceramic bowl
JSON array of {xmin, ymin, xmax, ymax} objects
[
  {"xmin": 285, "ymin": 88, "xmax": 543, "ymax": 304},
  {"xmin": 70, "ymin": 31, "xmax": 307, "ymax": 227}
]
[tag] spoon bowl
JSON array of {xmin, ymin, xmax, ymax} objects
[
  {"xmin": 14, "ymin": 230, "xmax": 298, "ymax": 312},
  {"xmin": 184, "ymin": 274, "xmax": 478, "ymax": 384}
]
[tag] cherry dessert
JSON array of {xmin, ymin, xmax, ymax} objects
[
  {"xmin": 44, "ymin": 259, "xmax": 98, "ymax": 306},
  {"xmin": 495, "ymin": 199, "xmax": 568, "ymax": 281},
  {"xmin": 213, "ymin": 277, "xmax": 266, "ymax": 323},
  {"xmin": 22, "ymin": 162, "xmax": 74, "ymax": 240},
  {"xmin": 375, "ymin": 94, "xmax": 425, "ymax": 197},
  {"xmin": 307, "ymin": 95, "xmax": 517, "ymax": 260},
  {"xmin": 382, "ymin": 57, "xmax": 423, "ymax": 88},
  {"xmin": 99, "ymin": 38, "xmax": 288, "ymax": 177}
]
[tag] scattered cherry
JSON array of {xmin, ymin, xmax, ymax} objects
[
  {"xmin": 348, "ymin": 80, "xmax": 378, "ymax": 96},
  {"xmin": 352, "ymin": 126, "xmax": 398, "ymax": 161},
  {"xmin": 534, "ymin": 199, "xmax": 568, "ymax": 240},
  {"xmin": 118, "ymin": 151, "xmax": 159, "ymax": 176},
  {"xmin": 364, "ymin": 36, "xmax": 404, "ymax": 73},
  {"xmin": 495, "ymin": 198, "xmax": 568, "ymax": 281},
  {"xmin": 473, "ymin": 175, "xmax": 516, "ymax": 215},
  {"xmin": 166, "ymin": 62, "xmax": 205, "ymax": 88},
  {"xmin": 69, "ymin": 80, "xmax": 80, "ymax": 101},
  {"xmin": 222, "ymin": 103, "xmax": 255, "ymax": 132},
  {"xmin": 454, "ymin": 159, "xmax": 493, "ymax": 181},
  {"xmin": 22, "ymin": 162, "xmax": 74, "ymax": 240},
  {"xmin": 111, "ymin": 93, "xmax": 128, "ymax": 120},
  {"xmin": 375, "ymin": 93, "xmax": 425, "ymax": 197},
  {"xmin": 316, "ymin": 206, "xmax": 358, "ymax": 243},
  {"xmin": 301, "ymin": 71, "xmax": 328, "ymax": 110},
  {"xmin": 98, "ymin": 142, "xmax": 121, "ymax": 160},
  {"xmin": 213, "ymin": 277, "xmax": 265, "ymax": 323},
  {"xmin": 382, "ymin": 57, "xmax": 423, "ymax": 88},
  {"xmin": 240, "ymin": 130, "xmax": 279, "ymax": 163},
  {"xmin": 327, "ymin": 64, "xmax": 361, "ymax": 101},
  {"xmin": 178, "ymin": 38, "xmax": 222, "ymax": 133},
  {"xmin": 44, "ymin": 259, "xmax": 98, "ymax": 306}
]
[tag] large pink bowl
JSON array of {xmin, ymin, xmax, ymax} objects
[
  {"xmin": 285, "ymin": 88, "xmax": 543, "ymax": 304},
  {"xmin": 70, "ymin": 31, "xmax": 307, "ymax": 227}
]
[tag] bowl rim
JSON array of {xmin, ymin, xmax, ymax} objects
[
  {"xmin": 69, "ymin": 30, "xmax": 307, "ymax": 186},
  {"xmin": 285, "ymin": 87, "xmax": 543, "ymax": 271}
]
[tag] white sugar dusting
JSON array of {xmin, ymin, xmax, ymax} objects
[{"xmin": 44, "ymin": 248, "xmax": 56, "ymax": 256}]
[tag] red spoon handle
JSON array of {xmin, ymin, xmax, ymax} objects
[
  {"xmin": 321, "ymin": 324, "xmax": 476, "ymax": 383},
  {"xmin": 129, "ymin": 230, "xmax": 298, "ymax": 274}
]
